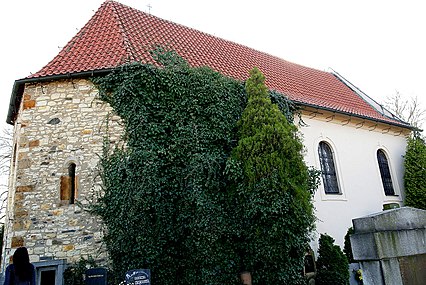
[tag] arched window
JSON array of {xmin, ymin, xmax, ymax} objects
[
  {"xmin": 60, "ymin": 163, "xmax": 77, "ymax": 204},
  {"xmin": 377, "ymin": 150, "xmax": 395, "ymax": 195},
  {"xmin": 318, "ymin": 142, "xmax": 340, "ymax": 194}
]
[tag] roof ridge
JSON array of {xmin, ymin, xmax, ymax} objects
[
  {"xmin": 108, "ymin": 1, "xmax": 137, "ymax": 62},
  {"xmin": 8, "ymin": 1, "xmax": 411, "ymax": 129},
  {"xmin": 110, "ymin": 1, "xmax": 313, "ymax": 74}
]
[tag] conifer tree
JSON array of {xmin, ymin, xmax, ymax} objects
[
  {"xmin": 228, "ymin": 67, "xmax": 315, "ymax": 284},
  {"xmin": 404, "ymin": 134, "xmax": 426, "ymax": 209}
]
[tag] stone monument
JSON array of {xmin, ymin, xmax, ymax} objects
[{"xmin": 350, "ymin": 207, "xmax": 426, "ymax": 285}]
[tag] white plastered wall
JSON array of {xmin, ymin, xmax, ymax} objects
[{"xmin": 299, "ymin": 113, "xmax": 408, "ymax": 252}]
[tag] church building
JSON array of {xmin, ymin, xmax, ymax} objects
[{"xmin": 2, "ymin": 1, "xmax": 411, "ymax": 283}]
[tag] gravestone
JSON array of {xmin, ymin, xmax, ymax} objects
[
  {"xmin": 85, "ymin": 268, "xmax": 108, "ymax": 285},
  {"xmin": 125, "ymin": 269, "xmax": 150, "ymax": 285},
  {"xmin": 350, "ymin": 207, "xmax": 426, "ymax": 285}
]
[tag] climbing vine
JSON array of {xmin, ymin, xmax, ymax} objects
[{"xmin": 90, "ymin": 49, "xmax": 313, "ymax": 284}]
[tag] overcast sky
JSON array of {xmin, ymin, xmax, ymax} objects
[
  {"xmin": 0, "ymin": 0, "xmax": 424, "ymax": 220},
  {"xmin": 0, "ymin": 0, "xmax": 425, "ymax": 128}
]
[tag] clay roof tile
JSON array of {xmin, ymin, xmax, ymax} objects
[{"xmin": 27, "ymin": 0, "xmax": 408, "ymax": 127}]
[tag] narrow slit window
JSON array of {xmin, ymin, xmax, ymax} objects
[
  {"xmin": 12, "ymin": 143, "xmax": 17, "ymax": 168},
  {"xmin": 318, "ymin": 142, "xmax": 340, "ymax": 194},
  {"xmin": 68, "ymin": 163, "xmax": 76, "ymax": 204},
  {"xmin": 60, "ymin": 163, "xmax": 77, "ymax": 204},
  {"xmin": 377, "ymin": 150, "xmax": 395, "ymax": 196}
]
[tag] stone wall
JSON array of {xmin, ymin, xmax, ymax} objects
[{"xmin": 2, "ymin": 79, "xmax": 123, "ymax": 270}]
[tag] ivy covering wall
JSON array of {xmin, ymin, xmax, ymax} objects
[{"xmin": 91, "ymin": 50, "xmax": 316, "ymax": 284}]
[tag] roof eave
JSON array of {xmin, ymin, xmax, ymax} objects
[
  {"xmin": 297, "ymin": 101, "xmax": 414, "ymax": 130},
  {"xmin": 6, "ymin": 69, "xmax": 414, "ymax": 132}
]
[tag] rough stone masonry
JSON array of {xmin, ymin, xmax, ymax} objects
[{"xmin": 3, "ymin": 78, "xmax": 123, "ymax": 267}]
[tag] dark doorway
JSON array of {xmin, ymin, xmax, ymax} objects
[{"xmin": 40, "ymin": 270, "xmax": 56, "ymax": 285}]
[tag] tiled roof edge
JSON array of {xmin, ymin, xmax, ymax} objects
[
  {"xmin": 7, "ymin": 65, "xmax": 414, "ymax": 131},
  {"xmin": 330, "ymin": 69, "xmax": 411, "ymax": 128},
  {"xmin": 8, "ymin": 69, "xmax": 413, "ymax": 133},
  {"xmin": 298, "ymin": 100, "xmax": 413, "ymax": 130}
]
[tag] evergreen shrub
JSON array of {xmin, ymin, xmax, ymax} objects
[
  {"xmin": 227, "ymin": 67, "xmax": 317, "ymax": 284},
  {"xmin": 404, "ymin": 134, "xmax": 426, "ymax": 210},
  {"xmin": 63, "ymin": 257, "xmax": 97, "ymax": 285},
  {"xmin": 343, "ymin": 227, "xmax": 354, "ymax": 263},
  {"xmin": 315, "ymin": 234, "xmax": 349, "ymax": 285}
]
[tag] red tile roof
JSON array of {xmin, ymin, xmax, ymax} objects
[{"xmin": 26, "ymin": 0, "xmax": 408, "ymax": 127}]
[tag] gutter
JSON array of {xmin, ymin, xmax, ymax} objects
[
  {"xmin": 6, "ymin": 68, "xmax": 415, "ymax": 131},
  {"xmin": 296, "ymin": 101, "xmax": 414, "ymax": 130},
  {"xmin": 6, "ymin": 69, "xmax": 114, "ymax": 125}
]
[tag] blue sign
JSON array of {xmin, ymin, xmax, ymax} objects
[
  {"xmin": 125, "ymin": 269, "xmax": 150, "ymax": 285},
  {"xmin": 85, "ymin": 268, "xmax": 108, "ymax": 285}
]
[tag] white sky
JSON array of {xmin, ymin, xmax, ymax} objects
[
  {"xmin": 0, "ymin": 0, "xmax": 424, "ymax": 221},
  {"xmin": 0, "ymin": 0, "xmax": 424, "ymax": 227},
  {"xmin": 0, "ymin": 0, "xmax": 425, "ymax": 127}
]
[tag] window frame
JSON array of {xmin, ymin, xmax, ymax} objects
[
  {"xmin": 60, "ymin": 161, "xmax": 78, "ymax": 205},
  {"xmin": 318, "ymin": 141, "xmax": 341, "ymax": 195},
  {"xmin": 376, "ymin": 149, "xmax": 396, "ymax": 196}
]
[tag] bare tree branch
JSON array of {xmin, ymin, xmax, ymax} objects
[
  {"xmin": 0, "ymin": 127, "xmax": 13, "ymax": 174},
  {"xmin": 385, "ymin": 91, "xmax": 426, "ymax": 130},
  {"xmin": 0, "ymin": 126, "xmax": 13, "ymax": 220}
]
